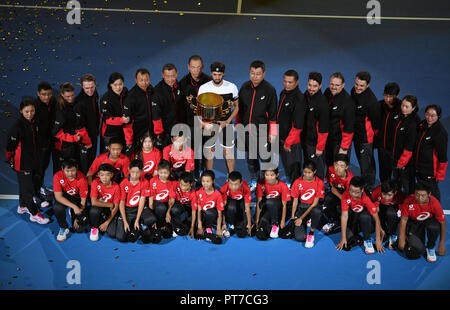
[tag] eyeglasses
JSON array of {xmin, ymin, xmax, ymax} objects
[{"xmin": 425, "ymin": 113, "xmax": 438, "ymax": 118}]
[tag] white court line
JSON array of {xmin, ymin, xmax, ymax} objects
[
  {"xmin": 1, "ymin": 4, "xmax": 450, "ymax": 21},
  {"xmin": 1, "ymin": 194, "xmax": 449, "ymax": 214}
]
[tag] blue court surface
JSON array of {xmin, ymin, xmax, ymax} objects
[{"xmin": 1, "ymin": 0, "xmax": 450, "ymax": 290}]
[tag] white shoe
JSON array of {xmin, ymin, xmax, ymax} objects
[
  {"xmin": 321, "ymin": 222, "xmax": 335, "ymax": 232},
  {"xmin": 305, "ymin": 234, "xmax": 315, "ymax": 248},
  {"xmin": 307, "ymin": 219, "xmax": 311, "ymax": 228},
  {"xmin": 29, "ymin": 212, "xmax": 50, "ymax": 224},
  {"xmin": 364, "ymin": 240, "xmax": 375, "ymax": 254},
  {"xmin": 250, "ymin": 180, "xmax": 257, "ymax": 192},
  {"xmin": 57, "ymin": 228, "xmax": 70, "ymax": 242},
  {"xmin": 426, "ymin": 248, "xmax": 437, "ymax": 263},
  {"xmin": 40, "ymin": 200, "xmax": 51, "ymax": 208},
  {"xmin": 90, "ymin": 228, "xmax": 99, "ymax": 241},
  {"xmin": 389, "ymin": 234, "xmax": 398, "ymax": 250},
  {"xmin": 172, "ymin": 231, "xmax": 178, "ymax": 238},
  {"xmin": 223, "ymin": 229, "xmax": 230, "ymax": 238},
  {"xmin": 270, "ymin": 225, "xmax": 279, "ymax": 238},
  {"xmin": 17, "ymin": 205, "xmax": 30, "ymax": 215}
]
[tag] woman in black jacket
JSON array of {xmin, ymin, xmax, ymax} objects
[
  {"xmin": 413, "ymin": 104, "xmax": 448, "ymax": 200},
  {"xmin": 100, "ymin": 72, "xmax": 131, "ymax": 154},
  {"xmin": 6, "ymin": 97, "xmax": 50, "ymax": 224},
  {"xmin": 390, "ymin": 95, "xmax": 421, "ymax": 195}
]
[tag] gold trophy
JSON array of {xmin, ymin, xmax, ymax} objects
[{"xmin": 191, "ymin": 92, "xmax": 231, "ymax": 123}]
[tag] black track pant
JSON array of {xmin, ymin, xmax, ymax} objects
[
  {"xmin": 345, "ymin": 208, "xmax": 374, "ymax": 241},
  {"xmin": 79, "ymin": 138, "xmax": 98, "ymax": 175},
  {"xmin": 152, "ymin": 201, "xmax": 169, "ymax": 226},
  {"xmin": 53, "ymin": 144, "xmax": 80, "ymax": 174},
  {"xmin": 378, "ymin": 204, "xmax": 399, "ymax": 236},
  {"xmin": 378, "ymin": 147, "xmax": 394, "ymax": 183},
  {"xmin": 293, "ymin": 204, "xmax": 323, "ymax": 242},
  {"xmin": 201, "ymin": 208, "xmax": 218, "ymax": 229},
  {"xmin": 89, "ymin": 205, "xmax": 112, "ymax": 228},
  {"xmin": 323, "ymin": 192, "xmax": 342, "ymax": 223},
  {"xmin": 407, "ymin": 218, "xmax": 441, "ymax": 250},
  {"xmin": 303, "ymin": 144, "xmax": 326, "ymax": 180},
  {"xmin": 17, "ymin": 170, "xmax": 40, "ymax": 216},
  {"xmin": 170, "ymin": 202, "xmax": 192, "ymax": 226},
  {"xmin": 258, "ymin": 198, "xmax": 283, "ymax": 230},
  {"xmin": 115, "ymin": 206, "xmax": 157, "ymax": 242},
  {"xmin": 53, "ymin": 195, "xmax": 84, "ymax": 231},
  {"xmin": 393, "ymin": 166, "xmax": 415, "ymax": 196},
  {"xmin": 240, "ymin": 133, "xmax": 273, "ymax": 182},
  {"xmin": 354, "ymin": 142, "xmax": 376, "ymax": 192},
  {"xmin": 325, "ymin": 140, "xmax": 352, "ymax": 168},
  {"xmin": 37, "ymin": 146, "xmax": 58, "ymax": 188},
  {"xmin": 279, "ymin": 141, "xmax": 302, "ymax": 184},
  {"xmin": 224, "ymin": 198, "xmax": 247, "ymax": 229}
]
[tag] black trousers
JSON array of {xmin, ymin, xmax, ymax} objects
[
  {"xmin": 170, "ymin": 202, "xmax": 192, "ymax": 226},
  {"xmin": 53, "ymin": 195, "xmax": 85, "ymax": 232},
  {"xmin": 279, "ymin": 141, "xmax": 302, "ymax": 184},
  {"xmin": 346, "ymin": 208, "xmax": 374, "ymax": 241},
  {"xmin": 152, "ymin": 201, "xmax": 169, "ymax": 226},
  {"xmin": 407, "ymin": 218, "xmax": 441, "ymax": 250},
  {"xmin": 224, "ymin": 198, "xmax": 247, "ymax": 228},
  {"xmin": 325, "ymin": 139, "xmax": 352, "ymax": 168},
  {"xmin": 303, "ymin": 144, "xmax": 326, "ymax": 180},
  {"xmin": 53, "ymin": 144, "xmax": 80, "ymax": 173},
  {"xmin": 79, "ymin": 137, "xmax": 98, "ymax": 175},
  {"xmin": 17, "ymin": 170, "xmax": 40, "ymax": 216},
  {"xmin": 393, "ymin": 166, "xmax": 415, "ymax": 196},
  {"xmin": 354, "ymin": 142, "xmax": 376, "ymax": 192},
  {"xmin": 323, "ymin": 192, "xmax": 342, "ymax": 223},
  {"xmin": 238, "ymin": 132, "xmax": 273, "ymax": 182},
  {"xmin": 37, "ymin": 146, "xmax": 58, "ymax": 188},
  {"xmin": 115, "ymin": 206, "xmax": 157, "ymax": 242},
  {"xmin": 259, "ymin": 198, "xmax": 283, "ymax": 228},
  {"xmin": 378, "ymin": 147, "xmax": 394, "ymax": 183},
  {"xmin": 378, "ymin": 204, "xmax": 399, "ymax": 236},
  {"xmin": 201, "ymin": 208, "xmax": 218, "ymax": 229},
  {"xmin": 293, "ymin": 204, "xmax": 323, "ymax": 242}
]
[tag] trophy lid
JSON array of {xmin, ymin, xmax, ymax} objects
[{"xmin": 197, "ymin": 92, "xmax": 223, "ymax": 107}]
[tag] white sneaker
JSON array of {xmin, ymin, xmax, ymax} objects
[
  {"xmin": 90, "ymin": 228, "xmax": 99, "ymax": 241},
  {"xmin": 172, "ymin": 230, "xmax": 178, "ymax": 238},
  {"xmin": 322, "ymin": 222, "xmax": 335, "ymax": 232},
  {"xmin": 364, "ymin": 240, "xmax": 375, "ymax": 254},
  {"xmin": 223, "ymin": 229, "xmax": 230, "ymax": 238},
  {"xmin": 57, "ymin": 228, "xmax": 70, "ymax": 242},
  {"xmin": 270, "ymin": 225, "xmax": 279, "ymax": 238},
  {"xmin": 389, "ymin": 234, "xmax": 398, "ymax": 250},
  {"xmin": 305, "ymin": 234, "xmax": 315, "ymax": 248},
  {"xmin": 307, "ymin": 219, "xmax": 311, "ymax": 228},
  {"xmin": 250, "ymin": 180, "xmax": 257, "ymax": 192},
  {"xmin": 29, "ymin": 212, "xmax": 50, "ymax": 224},
  {"xmin": 17, "ymin": 205, "xmax": 30, "ymax": 215},
  {"xmin": 40, "ymin": 200, "xmax": 51, "ymax": 208},
  {"xmin": 426, "ymin": 248, "xmax": 437, "ymax": 263}
]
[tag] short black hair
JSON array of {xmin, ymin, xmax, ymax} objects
[
  {"xmin": 334, "ymin": 154, "xmax": 349, "ymax": 166},
  {"xmin": 402, "ymin": 94, "xmax": 419, "ymax": 113},
  {"xmin": 61, "ymin": 158, "xmax": 78, "ymax": 170},
  {"xmin": 303, "ymin": 160, "xmax": 317, "ymax": 172},
  {"xmin": 108, "ymin": 72, "xmax": 124, "ymax": 89},
  {"xmin": 180, "ymin": 171, "xmax": 194, "ymax": 184},
  {"xmin": 98, "ymin": 163, "xmax": 115, "ymax": 174},
  {"xmin": 349, "ymin": 176, "xmax": 365, "ymax": 190},
  {"xmin": 356, "ymin": 71, "xmax": 371, "ymax": 84},
  {"xmin": 228, "ymin": 171, "xmax": 243, "ymax": 182},
  {"xmin": 308, "ymin": 72, "xmax": 322, "ymax": 85},
  {"xmin": 250, "ymin": 60, "xmax": 265, "ymax": 72},
  {"xmin": 201, "ymin": 170, "xmax": 215, "ymax": 181},
  {"xmin": 129, "ymin": 159, "xmax": 143, "ymax": 170},
  {"xmin": 188, "ymin": 55, "xmax": 203, "ymax": 64},
  {"xmin": 330, "ymin": 72, "xmax": 345, "ymax": 84},
  {"xmin": 263, "ymin": 167, "xmax": 279, "ymax": 175},
  {"xmin": 284, "ymin": 69, "xmax": 299, "ymax": 81},
  {"xmin": 37, "ymin": 81, "xmax": 52, "ymax": 92},
  {"xmin": 158, "ymin": 159, "xmax": 171, "ymax": 171},
  {"xmin": 108, "ymin": 137, "xmax": 124, "ymax": 147},
  {"xmin": 415, "ymin": 181, "xmax": 431, "ymax": 193},
  {"xmin": 20, "ymin": 96, "xmax": 36, "ymax": 110},
  {"xmin": 135, "ymin": 68, "xmax": 150, "ymax": 78},
  {"xmin": 162, "ymin": 63, "xmax": 177, "ymax": 73},
  {"xmin": 384, "ymin": 82, "xmax": 400, "ymax": 96},
  {"xmin": 425, "ymin": 104, "xmax": 442, "ymax": 119},
  {"xmin": 380, "ymin": 180, "xmax": 397, "ymax": 194}
]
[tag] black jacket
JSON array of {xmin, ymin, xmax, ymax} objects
[
  {"xmin": 125, "ymin": 84, "xmax": 154, "ymax": 140},
  {"xmin": 351, "ymin": 87, "xmax": 380, "ymax": 144},
  {"xmin": 413, "ymin": 119, "xmax": 448, "ymax": 180},
  {"xmin": 237, "ymin": 80, "xmax": 277, "ymax": 136},
  {"xmin": 6, "ymin": 115, "xmax": 39, "ymax": 171},
  {"xmin": 324, "ymin": 88, "xmax": 355, "ymax": 150},
  {"xmin": 377, "ymin": 97, "xmax": 402, "ymax": 150},
  {"xmin": 34, "ymin": 96, "xmax": 56, "ymax": 148},
  {"xmin": 52, "ymin": 100, "xmax": 80, "ymax": 151},
  {"xmin": 303, "ymin": 90, "xmax": 329, "ymax": 151},
  {"xmin": 100, "ymin": 88, "xmax": 132, "ymax": 144},
  {"xmin": 179, "ymin": 73, "xmax": 211, "ymax": 127},
  {"xmin": 277, "ymin": 86, "xmax": 306, "ymax": 147},
  {"xmin": 74, "ymin": 89, "xmax": 100, "ymax": 145},
  {"xmin": 390, "ymin": 112, "xmax": 420, "ymax": 167},
  {"xmin": 151, "ymin": 80, "xmax": 185, "ymax": 136}
]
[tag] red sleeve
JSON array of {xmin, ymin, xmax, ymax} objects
[
  {"xmin": 53, "ymin": 173, "xmax": 62, "ymax": 193},
  {"xmin": 316, "ymin": 132, "xmax": 328, "ymax": 152},
  {"xmin": 340, "ymin": 132, "xmax": 353, "ymax": 150},
  {"xmin": 255, "ymin": 182, "xmax": 264, "ymax": 198},
  {"xmin": 432, "ymin": 199, "xmax": 446, "ymax": 223},
  {"xmin": 400, "ymin": 200, "xmax": 410, "ymax": 218},
  {"xmin": 284, "ymin": 127, "xmax": 302, "ymax": 148},
  {"xmin": 192, "ymin": 191, "xmax": 199, "ymax": 211},
  {"xmin": 79, "ymin": 176, "xmax": 89, "ymax": 199},
  {"xmin": 123, "ymin": 123, "xmax": 133, "ymax": 146},
  {"xmin": 105, "ymin": 117, "xmax": 124, "ymax": 126},
  {"xmin": 75, "ymin": 127, "xmax": 92, "ymax": 146},
  {"xmin": 397, "ymin": 150, "xmax": 413, "ymax": 168},
  {"xmin": 364, "ymin": 196, "xmax": 378, "ymax": 215},
  {"xmin": 120, "ymin": 180, "xmax": 127, "ymax": 202},
  {"xmin": 113, "ymin": 184, "xmax": 121, "ymax": 204},
  {"xmin": 436, "ymin": 161, "xmax": 448, "ymax": 181},
  {"xmin": 216, "ymin": 192, "xmax": 224, "ymax": 211},
  {"xmin": 243, "ymin": 182, "xmax": 252, "ymax": 203},
  {"xmin": 142, "ymin": 180, "xmax": 151, "ymax": 197},
  {"xmin": 89, "ymin": 157, "xmax": 100, "ymax": 175},
  {"xmin": 371, "ymin": 186, "xmax": 381, "ymax": 202},
  {"xmin": 290, "ymin": 179, "xmax": 300, "ymax": 198},
  {"xmin": 90, "ymin": 180, "xmax": 99, "ymax": 198},
  {"xmin": 317, "ymin": 180, "xmax": 325, "ymax": 199},
  {"xmin": 55, "ymin": 129, "xmax": 78, "ymax": 143},
  {"xmin": 341, "ymin": 192, "xmax": 350, "ymax": 212},
  {"xmin": 282, "ymin": 183, "xmax": 291, "ymax": 202},
  {"xmin": 169, "ymin": 181, "xmax": 176, "ymax": 199},
  {"xmin": 121, "ymin": 156, "xmax": 130, "ymax": 176},
  {"xmin": 162, "ymin": 146, "xmax": 171, "ymax": 161},
  {"xmin": 186, "ymin": 149, "xmax": 195, "ymax": 171},
  {"xmin": 269, "ymin": 121, "xmax": 278, "ymax": 137},
  {"xmin": 6, "ymin": 150, "xmax": 14, "ymax": 163},
  {"xmin": 220, "ymin": 184, "xmax": 228, "ymax": 202},
  {"xmin": 153, "ymin": 119, "xmax": 164, "ymax": 135}
]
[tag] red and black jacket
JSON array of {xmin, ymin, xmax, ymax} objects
[
  {"xmin": 413, "ymin": 120, "xmax": 448, "ymax": 180},
  {"xmin": 277, "ymin": 86, "xmax": 306, "ymax": 148},
  {"xmin": 237, "ymin": 80, "xmax": 278, "ymax": 137},
  {"xmin": 324, "ymin": 88, "xmax": 355, "ymax": 150},
  {"xmin": 377, "ymin": 98, "xmax": 401, "ymax": 150},
  {"xmin": 303, "ymin": 90, "xmax": 329, "ymax": 151},
  {"xmin": 100, "ymin": 87, "xmax": 133, "ymax": 145},
  {"xmin": 390, "ymin": 112, "xmax": 420, "ymax": 168},
  {"xmin": 179, "ymin": 72, "xmax": 211, "ymax": 128},
  {"xmin": 52, "ymin": 101, "xmax": 86, "ymax": 151},
  {"xmin": 125, "ymin": 84, "xmax": 154, "ymax": 141},
  {"xmin": 351, "ymin": 87, "xmax": 380, "ymax": 144},
  {"xmin": 74, "ymin": 89, "xmax": 99, "ymax": 147},
  {"xmin": 151, "ymin": 79, "xmax": 185, "ymax": 136},
  {"xmin": 34, "ymin": 96, "xmax": 56, "ymax": 149},
  {"xmin": 6, "ymin": 115, "xmax": 40, "ymax": 171}
]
